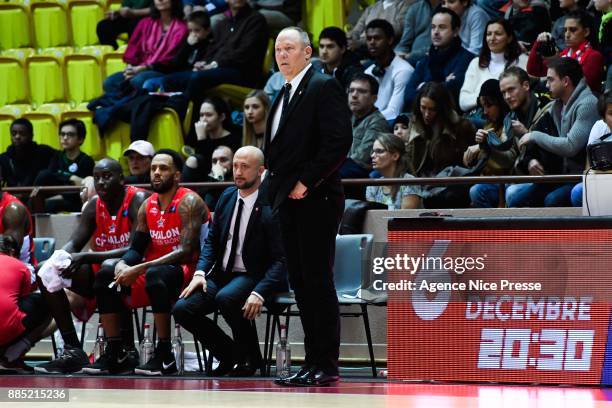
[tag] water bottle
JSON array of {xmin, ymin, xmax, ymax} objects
[
  {"xmin": 140, "ymin": 323, "xmax": 154, "ymax": 366},
  {"xmin": 171, "ymin": 324, "xmax": 184, "ymax": 375},
  {"xmin": 92, "ymin": 324, "xmax": 106, "ymax": 361},
  {"xmin": 276, "ymin": 325, "xmax": 291, "ymax": 378}
]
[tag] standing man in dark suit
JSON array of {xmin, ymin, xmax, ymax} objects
[
  {"xmin": 265, "ymin": 26, "xmax": 352, "ymax": 387},
  {"xmin": 173, "ymin": 146, "xmax": 287, "ymax": 377}
]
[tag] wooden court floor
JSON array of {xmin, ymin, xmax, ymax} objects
[{"xmin": 2, "ymin": 376, "xmax": 612, "ymax": 407}]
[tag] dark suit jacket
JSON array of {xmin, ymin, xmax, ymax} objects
[
  {"xmin": 264, "ymin": 67, "xmax": 353, "ymax": 210},
  {"xmin": 195, "ymin": 186, "xmax": 287, "ymax": 299}
]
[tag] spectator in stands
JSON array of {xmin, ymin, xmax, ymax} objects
[
  {"xmin": 0, "ymin": 119, "xmax": 56, "ymax": 188},
  {"xmin": 594, "ymin": 0, "xmax": 611, "ymax": 90},
  {"xmin": 395, "ymin": 0, "xmax": 438, "ymax": 66},
  {"xmin": 404, "ymin": 82, "xmax": 475, "ymax": 208},
  {"xmin": 364, "ymin": 19, "xmax": 414, "ymax": 121},
  {"xmin": 403, "ymin": 8, "xmax": 474, "ymax": 110},
  {"xmin": 124, "ymin": 140, "xmax": 154, "ymax": 184},
  {"xmin": 183, "ymin": 0, "xmax": 226, "ymax": 21},
  {"xmin": 250, "ymin": 0, "xmax": 301, "ymax": 34},
  {"xmin": 460, "ymin": 19, "xmax": 527, "ymax": 113},
  {"xmin": 551, "ymin": 0, "xmax": 582, "ymax": 50},
  {"xmin": 441, "ymin": 0, "xmax": 490, "ymax": 55},
  {"xmin": 242, "ymin": 90, "xmax": 270, "ymax": 149},
  {"xmin": 35, "ymin": 159, "xmax": 149, "ymax": 375},
  {"xmin": 263, "ymin": 71, "xmax": 284, "ymax": 101},
  {"xmin": 183, "ymin": 0, "xmax": 268, "ymax": 105},
  {"xmin": 142, "ymin": 11, "xmax": 213, "ymax": 92},
  {"xmin": 366, "ymin": 133, "xmax": 421, "ymax": 209},
  {"xmin": 475, "ymin": 0, "xmax": 506, "ymax": 19},
  {"xmin": 502, "ymin": 0, "xmax": 551, "ymax": 47},
  {"xmin": 571, "ymin": 91, "xmax": 612, "ymax": 206},
  {"xmin": 393, "ymin": 113, "xmax": 410, "ymax": 140},
  {"xmin": 182, "ymin": 97, "xmax": 241, "ymax": 182},
  {"xmin": 194, "ymin": 145, "xmax": 234, "ymax": 210},
  {"xmin": 528, "ymin": 10, "xmax": 604, "ymax": 92},
  {"xmin": 0, "ymin": 235, "xmax": 50, "ymax": 373},
  {"xmin": 96, "ymin": 0, "xmax": 152, "ymax": 50},
  {"xmin": 464, "ymin": 79, "xmax": 517, "ymax": 207},
  {"xmin": 347, "ymin": 0, "xmax": 412, "ymax": 56},
  {"xmin": 513, "ymin": 58, "xmax": 598, "ymax": 206},
  {"xmin": 341, "ymin": 73, "xmax": 390, "ymax": 179},
  {"xmin": 102, "ymin": 0, "xmax": 188, "ymax": 93},
  {"xmin": 34, "ymin": 119, "xmax": 95, "ymax": 213},
  {"xmin": 312, "ymin": 27, "xmax": 363, "ymax": 92}
]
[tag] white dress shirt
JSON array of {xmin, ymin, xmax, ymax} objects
[
  {"xmin": 364, "ymin": 56, "xmax": 414, "ymax": 120},
  {"xmin": 271, "ymin": 63, "xmax": 312, "ymax": 140},
  {"xmin": 223, "ymin": 189, "xmax": 259, "ymax": 273}
]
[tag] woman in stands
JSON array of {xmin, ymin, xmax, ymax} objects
[
  {"xmin": 460, "ymin": 19, "xmax": 527, "ymax": 113},
  {"xmin": 527, "ymin": 9, "xmax": 604, "ymax": 92},
  {"xmin": 102, "ymin": 0, "xmax": 188, "ymax": 93},
  {"xmin": 404, "ymin": 81, "xmax": 475, "ymax": 208},
  {"xmin": 366, "ymin": 133, "xmax": 421, "ymax": 209},
  {"xmin": 242, "ymin": 90, "xmax": 270, "ymax": 149},
  {"xmin": 182, "ymin": 96, "xmax": 242, "ymax": 182}
]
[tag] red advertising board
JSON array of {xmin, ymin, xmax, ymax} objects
[{"xmin": 386, "ymin": 218, "xmax": 612, "ymax": 385}]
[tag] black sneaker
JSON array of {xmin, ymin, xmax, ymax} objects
[
  {"xmin": 34, "ymin": 346, "xmax": 89, "ymax": 374},
  {"xmin": 0, "ymin": 358, "xmax": 34, "ymax": 374},
  {"xmin": 126, "ymin": 348, "xmax": 140, "ymax": 367},
  {"xmin": 134, "ymin": 346, "xmax": 176, "ymax": 376},
  {"xmin": 81, "ymin": 349, "xmax": 137, "ymax": 375}
]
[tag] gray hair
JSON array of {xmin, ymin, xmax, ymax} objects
[{"xmin": 277, "ymin": 26, "xmax": 311, "ymax": 48}]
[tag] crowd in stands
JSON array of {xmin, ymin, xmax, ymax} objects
[{"xmin": 2, "ymin": 0, "xmax": 612, "ymax": 379}]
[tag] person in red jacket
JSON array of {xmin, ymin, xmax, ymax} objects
[
  {"xmin": 527, "ymin": 9, "xmax": 604, "ymax": 92},
  {"xmin": 0, "ymin": 235, "xmax": 50, "ymax": 372}
]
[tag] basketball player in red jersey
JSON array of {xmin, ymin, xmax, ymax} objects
[
  {"xmin": 95, "ymin": 149, "xmax": 208, "ymax": 376},
  {"xmin": 35, "ymin": 158, "xmax": 150, "ymax": 374},
  {"xmin": 0, "ymin": 176, "xmax": 36, "ymax": 275}
]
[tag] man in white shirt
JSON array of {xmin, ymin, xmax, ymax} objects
[
  {"xmin": 364, "ymin": 19, "xmax": 414, "ymax": 121},
  {"xmin": 173, "ymin": 146, "xmax": 287, "ymax": 377}
]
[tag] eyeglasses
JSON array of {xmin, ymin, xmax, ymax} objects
[
  {"xmin": 372, "ymin": 148, "xmax": 387, "ymax": 155},
  {"xmin": 59, "ymin": 132, "xmax": 78, "ymax": 139}
]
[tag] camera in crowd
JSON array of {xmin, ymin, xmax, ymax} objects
[{"xmin": 536, "ymin": 38, "xmax": 558, "ymax": 58}]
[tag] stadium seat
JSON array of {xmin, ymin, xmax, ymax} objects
[
  {"xmin": 65, "ymin": 52, "xmax": 104, "ymax": 104},
  {"xmin": 61, "ymin": 109, "xmax": 105, "ymax": 159},
  {"xmin": 22, "ymin": 103, "xmax": 71, "ymax": 149},
  {"xmin": 208, "ymin": 39, "xmax": 274, "ymax": 109},
  {"xmin": 304, "ymin": 0, "xmax": 346, "ymax": 44},
  {"xmin": 0, "ymin": 104, "xmax": 32, "ymax": 153},
  {"xmin": 68, "ymin": 0, "xmax": 105, "ymax": 47},
  {"xmin": 148, "ymin": 108, "xmax": 182, "ymax": 153},
  {"xmin": 0, "ymin": 4, "xmax": 31, "ymax": 50},
  {"xmin": 26, "ymin": 49, "xmax": 71, "ymax": 105},
  {"xmin": 102, "ymin": 49, "xmax": 126, "ymax": 78},
  {"xmin": 0, "ymin": 55, "xmax": 29, "ymax": 105},
  {"xmin": 102, "ymin": 120, "xmax": 131, "ymax": 173},
  {"xmin": 33, "ymin": 237, "xmax": 56, "ymax": 263},
  {"xmin": 31, "ymin": 1, "xmax": 70, "ymax": 49}
]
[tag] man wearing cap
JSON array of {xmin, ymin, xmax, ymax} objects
[{"xmin": 124, "ymin": 140, "xmax": 154, "ymax": 185}]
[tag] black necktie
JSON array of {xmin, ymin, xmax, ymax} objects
[
  {"xmin": 225, "ymin": 198, "xmax": 244, "ymax": 273},
  {"xmin": 281, "ymin": 82, "xmax": 292, "ymax": 120}
]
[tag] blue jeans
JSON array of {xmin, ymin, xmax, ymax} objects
[
  {"xmin": 470, "ymin": 183, "xmax": 503, "ymax": 208},
  {"xmin": 172, "ymin": 273, "xmax": 260, "ymax": 364},
  {"xmin": 103, "ymin": 70, "xmax": 164, "ymax": 93},
  {"xmin": 506, "ymin": 183, "xmax": 574, "ymax": 207},
  {"xmin": 570, "ymin": 182, "xmax": 583, "ymax": 207},
  {"xmin": 339, "ymin": 158, "xmax": 370, "ymax": 179},
  {"xmin": 144, "ymin": 70, "xmax": 195, "ymax": 93}
]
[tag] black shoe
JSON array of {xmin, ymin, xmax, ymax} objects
[
  {"xmin": 0, "ymin": 358, "xmax": 33, "ymax": 374},
  {"xmin": 229, "ymin": 361, "xmax": 258, "ymax": 377},
  {"xmin": 274, "ymin": 365, "xmax": 313, "ymax": 386},
  {"xmin": 210, "ymin": 358, "xmax": 234, "ymax": 377},
  {"xmin": 134, "ymin": 346, "xmax": 176, "ymax": 376},
  {"xmin": 300, "ymin": 369, "xmax": 339, "ymax": 387},
  {"xmin": 34, "ymin": 347, "xmax": 89, "ymax": 374},
  {"xmin": 82, "ymin": 349, "xmax": 138, "ymax": 375}
]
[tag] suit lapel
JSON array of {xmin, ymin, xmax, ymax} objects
[
  {"xmin": 270, "ymin": 67, "xmax": 314, "ymax": 144},
  {"xmin": 243, "ymin": 197, "xmax": 261, "ymax": 248},
  {"xmin": 220, "ymin": 190, "xmax": 238, "ymax": 250}
]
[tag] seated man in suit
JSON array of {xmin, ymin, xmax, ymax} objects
[{"xmin": 173, "ymin": 146, "xmax": 287, "ymax": 377}]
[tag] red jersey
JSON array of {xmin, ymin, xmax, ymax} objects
[
  {"xmin": 0, "ymin": 254, "xmax": 32, "ymax": 346},
  {"xmin": 128, "ymin": 187, "xmax": 197, "ymax": 308},
  {"xmin": 0, "ymin": 193, "xmax": 35, "ymax": 267},
  {"xmin": 92, "ymin": 185, "xmax": 140, "ymax": 252}
]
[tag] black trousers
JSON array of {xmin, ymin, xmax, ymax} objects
[
  {"xmin": 277, "ymin": 191, "xmax": 343, "ymax": 376},
  {"xmin": 18, "ymin": 293, "xmax": 50, "ymax": 335},
  {"xmin": 172, "ymin": 273, "xmax": 261, "ymax": 364},
  {"xmin": 94, "ymin": 264, "xmax": 183, "ymax": 314},
  {"xmin": 96, "ymin": 16, "xmax": 139, "ymax": 50}
]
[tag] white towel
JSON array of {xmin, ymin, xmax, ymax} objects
[{"xmin": 38, "ymin": 250, "xmax": 73, "ymax": 293}]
